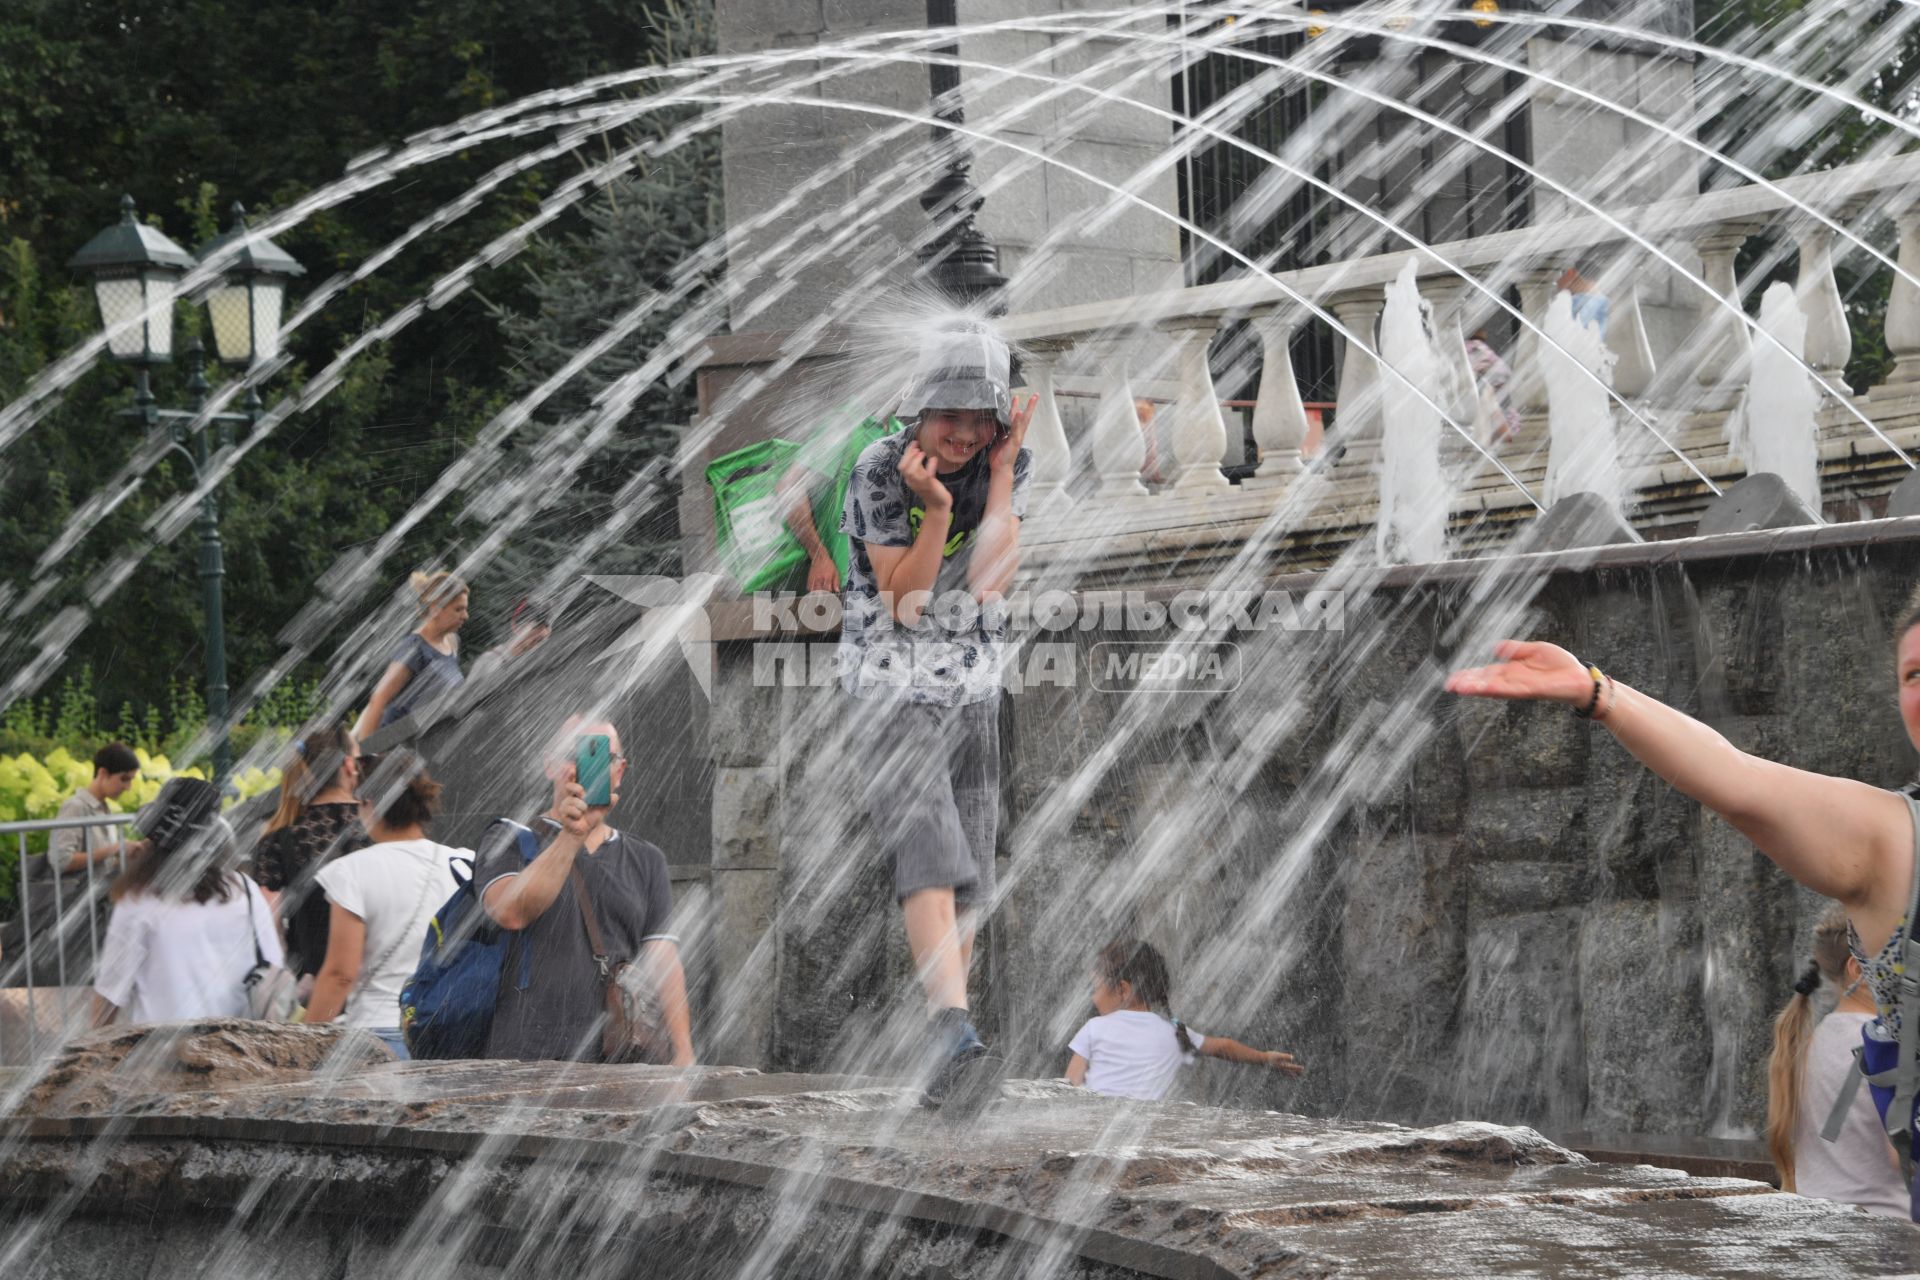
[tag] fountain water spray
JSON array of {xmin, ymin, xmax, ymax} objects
[
  {"xmin": 1375, "ymin": 261, "xmax": 1450, "ymax": 566},
  {"xmin": 1735, "ymin": 280, "xmax": 1823, "ymax": 513},
  {"xmin": 1541, "ymin": 290, "xmax": 1624, "ymax": 512}
]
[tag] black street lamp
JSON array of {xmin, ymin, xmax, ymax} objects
[
  {"xmin": 919, "ymin": 0, "xmax": 1007, "ymax": 309},
  {"xmin": 69, "ymin": 197, "xmax": 305, "ymax": 787},
  {"xmin": 201, "ymin": 202, "xmax": 304, "ymax": 366},
  {"xmin": 68, "ymin": 195, "xmax": 197, "ymax": 365}
]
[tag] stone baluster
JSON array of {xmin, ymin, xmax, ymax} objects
[
  {"xmin": 1509, "ymin": 267, "xmax": 1560, "ymax": 415},
  {"xmin": 1869, "ymin": 208, "xmax": 1920, "ymax": 399},
  {"xmin": 1162, "ymin": 317, "xmax": 1231, "ymax": 491},
  {"xmin": 1246, "ymin": 307, "xmax": 1308, "ymax": 485},
  {"xmin": 1327, "ymin": 288, "xmax": 1385, "ymax": 443},
  {"xmin": 1020, "ymin": 343, "xmax": 1074, "ymax": 512},
  {"xmin": 1796, "ymin": 226, "xmax": 1851, "ymax": 383},
  {"xmin": 1091, "ymin": 354, "xmax": 1148, "ymax": 501},
  {"xmin": 1691, "ymin": 225, "xmax": 1757, "ymax": 403},
  {"xmin": 1609, "ymin": 286, "xmax": 1658, "ymax": 401}
]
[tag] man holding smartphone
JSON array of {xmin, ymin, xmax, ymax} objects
[
  {"xmin": 837, "ymin": 318, "xmax": 1034, "ymax": 1106},
  {"xmin": 476, "ymin": 717, "xmax": 694, "ymax": 1065}
]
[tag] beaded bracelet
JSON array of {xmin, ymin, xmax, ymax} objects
[{"xmin": 1572, "ymin": 660, "xmax": 1616, "ymax": 721}]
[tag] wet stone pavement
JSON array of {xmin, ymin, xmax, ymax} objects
[{"xmin": 3, "ymin": 1022, "xmax": 1919, "ymax": 1278}]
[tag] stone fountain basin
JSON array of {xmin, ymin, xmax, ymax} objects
[{"xmin": 4, "ymin": 1022, "xmax": 1918, "ymax": 1278}]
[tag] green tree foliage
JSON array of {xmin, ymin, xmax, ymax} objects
[
  {"xmin": 0, "ymin": 0, "xmax": 699, "ymax": 749},
  {"xmin": 483, "ymin": 0, "xmax": 722, "ymax": 598},
  {"xmin": 1693, "ymin": 0, "xmax": 1920, "ymax": 389}
]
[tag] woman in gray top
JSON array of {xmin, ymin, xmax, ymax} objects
[{"xmin": 354, "ymin": 571, "xmax": 469, "ymax": 738}]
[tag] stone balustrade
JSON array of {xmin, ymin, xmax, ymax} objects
[{"xmin": 997, "ymin": 151, "xmax": 1920, "ymax": 571}]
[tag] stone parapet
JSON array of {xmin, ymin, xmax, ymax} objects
[{"xmin": 7, "ymin": 1023, "xmax": 1917, "ymax": 1278}]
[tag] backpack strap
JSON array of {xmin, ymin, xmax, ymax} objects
[
  {"xmin": 1822, "ymin": 1044, "xmax": 1869, "ymax": 1143},
  {"xmin": 1884, "ymin": 790, "xmax": 1920, "ymax": 1174},
  {"xmin": 1821, "ymin": 791, "xmax": 1920, "ymax": 1152},
  {"xmin": 486, "ymin": 818, "xmax": 543, "ymax": 868},
  {"xmin": 1821, "ymin": 1040, "xmax": 1908, "ymax": 1142}
]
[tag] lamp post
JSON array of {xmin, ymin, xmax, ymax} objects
[
  {"xmin": 69, "ymin": 197, "xmax": 305, "ymax": 787},
  {"xmin": 919, "ymin": 0, "xmax": 1006, "ymax": 308}
]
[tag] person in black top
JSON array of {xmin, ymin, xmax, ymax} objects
[
  {"xmin": 251, "ymin": 724, "xmax": 368, "ymax": 989},
  {"xmin": 476, "ymin": 716, "xmax": 693, "ymax": 1065}
]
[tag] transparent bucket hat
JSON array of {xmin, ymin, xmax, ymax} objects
[
  {"xmin": 896, "ymin": 320, "xmax": 1014, "ymax": 428},
  {"xmin": 129, "ymin": 776, "xmax": 238, "ymax": 892}
]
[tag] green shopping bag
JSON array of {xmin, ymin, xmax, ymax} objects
[{"xmin": 707, "ymin": 413, "xmax": 896, "ymax": 593}]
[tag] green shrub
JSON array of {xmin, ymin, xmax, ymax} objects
[{"xmin": 0, "ymin": 745, "xmax": 281, "ymax": 919}]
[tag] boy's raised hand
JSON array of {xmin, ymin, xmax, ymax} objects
[
  {"xmin": 1263, "ymin": 1050, "xmax": 1305, "ymax": 1076},
  {"xmin": 989, "ymin": 393, "xmax": 1037, "ymax": 474},
  {"xmin": 898, "ymin": 442, "xmax": 952, "ymax": 512}
]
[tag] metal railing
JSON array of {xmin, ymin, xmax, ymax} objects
[{"xmin": 1, "ymin": 813, "xmax": 135, "ymax": 1066}]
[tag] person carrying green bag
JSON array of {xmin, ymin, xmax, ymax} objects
[{"xmin": 706, "ymin": 408, "xmax": 900, "ymax": 595}]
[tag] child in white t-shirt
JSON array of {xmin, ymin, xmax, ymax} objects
[{"xmin": 1065, "ymin": 938, "xmax": 1304, "ymax": 1102}]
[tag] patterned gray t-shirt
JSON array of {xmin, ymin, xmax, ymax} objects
[{"xmin": 838, "ymin": 430, "xmax": 1032, "ymax": 706}]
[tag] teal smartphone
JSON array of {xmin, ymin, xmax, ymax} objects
[{"xmin": 576, "ymin": 734, "xmax": 613, "ymax": 806}]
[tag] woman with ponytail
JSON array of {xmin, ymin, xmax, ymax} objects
[
  {"xmin": 353, "ymin": 571, "xmax": 470, "ymax": 740},
  {"xmin": 252, "ymin": 725, "xmax": 367, "ymax": 988},
  {"xmin": 303, "ymin": 750, "xmax": 464, "ymax": 1058},
  {"xmin": 1767, "ymin": 904, "xmax": 1907, "ymax": 1217}
]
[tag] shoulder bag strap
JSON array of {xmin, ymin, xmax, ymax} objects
[
  {"xmin": 1882, "ymin": 792, "xmax": 1920, "ymax": 1169},
  {"xmin": 570, "ymin": 863, "xmax": 614, "ymax": 983},
  {"xmin": 242, "ymin": 874, "xmax": 268, "ymax": 970},
  {"xmin": 357, "ymin": 854, "xmax": 441, "ymax": 993}
]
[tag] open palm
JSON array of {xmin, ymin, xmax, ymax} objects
[{"xmin": 1445, "ymin": 640, "xmax": 1590, "ymax": 705}]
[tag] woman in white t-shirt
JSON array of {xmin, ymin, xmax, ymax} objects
[
  {"xmin": 1768, "ymin": 904, "xmax": 1910, "ymax": 1218},
  {"xmin": 91, "ymin": 777, "xmax": 283, "ymax": 1026},
  {"xmin": 1065, "ymin": 938, "xmax": 1304, "ymax": 1102},
  {"xmin": 304, "ymin": 751, "xmax": 461, "ymax": 1059}
]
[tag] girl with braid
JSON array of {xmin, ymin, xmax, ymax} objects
[
  {"xmin": 1065, "ymin": 938, "xmax": 1304, "ymax": 1101},
  {"xmin": 1768, "ymin": 904, "xmax": 1908, "ymax": 1217}
]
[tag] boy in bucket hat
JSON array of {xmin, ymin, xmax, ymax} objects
[{"xmin": 837, "ymin": 316, "xmax": 1034, "ymax": 1108}]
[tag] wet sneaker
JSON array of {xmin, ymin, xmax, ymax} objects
[
  {"xmin": 926, "ymin": 1042, "xmax": 1004, "ymax": 1115},
  {"xmin": 923, "ymin": 1009, "xmax": 1001, "ymax": 1113}
]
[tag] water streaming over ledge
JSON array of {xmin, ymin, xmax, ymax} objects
[{"xmin": 8, "ymin": 2, "xmax": 1920, "ymax": 1274}]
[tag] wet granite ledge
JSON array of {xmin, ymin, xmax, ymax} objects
[{"xmin": 4, "ymin": 1022, "xmax": 1919, "ymax": 1278}]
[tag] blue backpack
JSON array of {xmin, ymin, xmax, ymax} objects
[{"xmin": 400, "ymin": 819, "xmax": 539, "ymax": 1059}]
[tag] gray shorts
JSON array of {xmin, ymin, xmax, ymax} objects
[{"xmin": 856, "ymin": 697, "xmax": 1001, "ymax": 908}]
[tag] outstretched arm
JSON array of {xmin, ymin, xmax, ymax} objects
[
  {"xmin": 1198, "ymin": 1036, "xmax": 1304, "ymax": 1075},
  {"xmin": 1448, "ymin": 640, "xmax": 1912, "ymax": 912}
]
